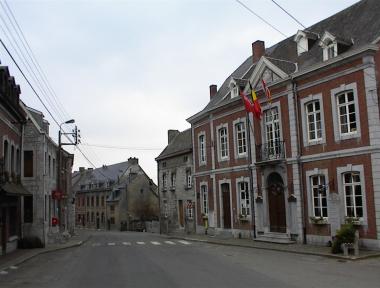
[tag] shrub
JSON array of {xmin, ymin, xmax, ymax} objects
[
  {"xmin": 331, "ymin": 223, "xmax": 356, "ymax": 254},
  {"xmin": 18, "ymin": 236, "xmax": 44, "ymax": 249}
]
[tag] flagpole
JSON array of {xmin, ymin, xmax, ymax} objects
[{"xmin": 246, "ymin": 112, "xmax": 257, "ymax": 239}]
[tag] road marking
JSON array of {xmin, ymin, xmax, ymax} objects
[
  {"xmin": 151, "ymin": 241, "xmax": 161, "ymax": 245},
  {"xmin": 165, "ymin": 241, "xmax": 176, "ymax": 245},
  {"xmin": 178, "ymin": 240, "xmax": 191, "ymax": 245},
  {"xmin": 136, "ymin": 241, "xmax": 145, "ymax": 245},
  {"xmin": 108, "ymin": 242, "xmax": 116, "ymax": 246},
  {"xmin": 0, "ymin": 271, "xmax": 8, "ymax": 275},
  {"xmin": 9, "ymin": 266, "xmax": 18, "ymax": 270},
  {"xmin": 122, "ymin": 242, "xmax": 131, "ymax": 246}
]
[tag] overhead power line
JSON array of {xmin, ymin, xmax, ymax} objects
[
  {"xmin": 234, "ymin": 0, "xmax": 287, "ymax": 38},
  {"xmin": 270, "ymin": 0, "xmax": 306, "ymax": 29},
  {"xmin": 81, "ymin": 143, "xmax": 162, "ymax": 151},
  {"xmin": 0, "ymin": 38, "xmax": 109, "ymax": 180}
]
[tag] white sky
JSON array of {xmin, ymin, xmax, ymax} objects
[{"xmin": 0, "ymin": 0, "xmax": 358, "ymax": 182}]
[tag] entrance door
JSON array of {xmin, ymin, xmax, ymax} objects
[
  {"xmin": 221, "ymin": 183, "xmax": 231, "ymax": 229},
  {"xmin": 267, "ymin": 173, "xmax": 286, "ymax": 233},
  {"xmin": 178, "ymin": 200, "xmax": 184, "ymax": 227}
]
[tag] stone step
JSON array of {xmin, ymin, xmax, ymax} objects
[{"xmin": 255, "ymin": 233, "xmax": 296, "ymax": 244}]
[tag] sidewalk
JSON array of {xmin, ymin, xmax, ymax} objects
[
  {"xmin": 168, "ymin": 233, "xmax": 380, "ymax": 261},
  {"xmin": 0, "ymin": 230, "xmax": 92, "ymax": 272}
]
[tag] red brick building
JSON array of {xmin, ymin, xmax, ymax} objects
[
  {"xmin": 0, "ymin": 66, "xmax": 29, "ymax": 255},
  {"xmin": 187, "ymin": 0, "xmax": 380, "ymax": 249}
]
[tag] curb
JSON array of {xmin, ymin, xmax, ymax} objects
[
  {"xmin": 168, "ymin": 236, "xmax": 380, "ymax": 261},
  {"xmin": 0, "ymin": 234, "xmax": 92, "ymax": 272}
]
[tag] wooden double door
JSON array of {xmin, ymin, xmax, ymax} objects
[
  {"xmin": 267, "ymin": 173, "xmax": 286, "ymax": 233},
  {"xmin": 221, "ymin": 183, "xmax": 231, "ymax": 229}
]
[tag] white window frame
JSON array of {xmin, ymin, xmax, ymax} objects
[
  {"xmin": 310, "ymin": 174, "xmax": 328, "ymax": 218},
  {"xmin": 198, "ymin": 132, "xmax": 206, "ymax": 165},
  {"xmin": 200, "ymin": 183, "xmax": 208, "ymax": 215},
  {"xmin": 216, "ymin": 123, "xmax": 229, "ymax": 161},
  {"xmin": 186, "ymin": 169, "xmax": 192, "ymax": 188},
  {"xmin": 262, "ymin": 105, "xmax": 282, "ymax": 158},
  {"xmin": 170, "ymin": 172, "xmax": 176, "ymax": 188},
  {"xmin": 337, "ymin": 165, "xmax": 367, "ymax": 224},
  {"xmin": 186, "ymin": 200, "xmax": 193, "ymax": 219},
  {"xmin": 306, "ymin": 101, "xmax": 323, "ymax": 143},
  {"xmin": 306, "ymin": 168, "xmax": 329, "ymax": 224},
  {"xmin": 233, "ymin": 118, "xmax": 247, "ymax": 158},
  {"xmin": 237, "ymin": 179, "xmax": 250, "ymax": 217},
  {"xmin": 343, "ymin": 171, "xmax": 363, "ymax": 219},
  {"xmin": 300, "ymin": 94, "xmax": 326, "ymax": 147},
  {"xmin": 330, "ymin": 83, "xmax": 361, "ymax": 141}
]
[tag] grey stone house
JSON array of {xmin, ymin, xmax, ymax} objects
[
  {"xmin": 21, "ymin": 104, "xmax": 74, "ymax": 245},
  {"xmin": 73, "ymin": 158, "xmax": 158, "ymax": 231},
  {"xmin": 156, "ymin": 129, "xmax": 195, "ymax": 234}
]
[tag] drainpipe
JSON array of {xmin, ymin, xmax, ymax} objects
[
  {"xmin": 292, "ymin": 78, "xmax": 307, "ymax": 244},
  {"xmin": 246, "ymin": 114, "xmax": 256, "ymax": 239}
]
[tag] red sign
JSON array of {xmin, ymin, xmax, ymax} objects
[
  {"xmin": 52, "ymin": 190, "xmax": 63, "ymax": 200},
  {"xmin": 52, "ymin": 217, "xmax": 59, "ymax": 226}
]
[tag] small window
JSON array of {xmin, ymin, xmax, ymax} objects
[
  {"xmin": 306, "ymin": 101, "xmax": 322, "ymax": 142},
  {"xmin": 24, "ymin": 150, "xmax": 34, "ymax": 177},
  {"xmin": 343, "ymin": 172, "xmax": 363, "ymax": 218},
  {"xmin": 310, "ymin": 175, "xmax": 327, "ymax": 218},
  {"xmin": 186, "ymin": 170, "xmax": 192, "ymax": 188},
  {"xmin": 183, "ymin": 155, "xmax": 188, "ymax": 162},
  {"xmin": 199, "ymin": 134, "xmax": 206, "ymax": 164},
  {"xmin": 162, "ymin": 162, "xmax": 166, "ymax": 168},
  {"xmin": 235, "ymin": 122, "xmax": 247, "ymax": 156},
  {"xmin": 162, "ymin": 173, "xmax": 167, "ymax": 189},
  {"xmin": 171, "ymin": 172, "xmax": 176, "ymax": 188},
  {"xmin": 239, "ymin": 182, "xmax": 250, "ymax": 216},
  {"xmin": 201, "ymin": 185, "xmax": 208, "ymax": 215},
  {"xmin": 218, "ymin": 127, "xmax": 229, "ymax": 160},
  {"xmin": 186, "ymin": 200, "xmax": 193, "ymax": 219},
  {"xmin": 337, "ymin": 90, "xmax": 357, "ymax": 135}
]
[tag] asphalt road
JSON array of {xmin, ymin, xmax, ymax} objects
[{"xmin": 0, "ymin": 230, "xmax": 380, "ymax": 288}]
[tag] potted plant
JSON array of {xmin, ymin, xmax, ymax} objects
[
  {"xmin": 309, "ymin": 216, "xmax": 328, "ymax": 225},
  {"xmin": 239, "ymin": 214, "xmax": 249, "ymax": 222},
  {"xmin": 345, "ymin": 216, "xmax": 362, "ymax": 226}
]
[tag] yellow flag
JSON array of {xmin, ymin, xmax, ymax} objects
[{"xmin": 251, "ymin": 89, "xmax": 258, "ymax": 101}]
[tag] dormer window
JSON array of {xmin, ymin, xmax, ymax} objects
[
  {"xmin": 326, "ymin": 40, "xmax": 336, "ymax": 59},
  {"xmin": 320, "ymin": 31, "xmax": 351, "ymax": 62},
  {"xmin": 294, "ymin": 30, "xmax": 318, "ymax": 56},
  {"xmin": 229, "ymin": 81, "xmax": 239, "ymax": 98}
]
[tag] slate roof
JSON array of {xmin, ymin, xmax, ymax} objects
[
  {"xmin": 156, "ymin": 128, "xmax": 192, "ymax": 161},
  {"xmin": 72, "ymin": 160, "xmax": 141, "ymax": 190},
  {"xmin": 188, "ymin": 0, "xmax": 380, "ymax": 122}
]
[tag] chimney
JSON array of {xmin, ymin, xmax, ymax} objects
[
  {"xmin": 79, "ymin": 167, "xmax": 85, "ymax": 174},
  {"xmin": 252, "ymin": 40, "xmax": 265, "ymax": 63},
  {"xmin": 209, "ymin": 84, "xmax": 217, "ymax": 99},
  {"xmin": 128, "ymin": 157, "xmax": 139, "ymax": 165},
  {"xmin": 168, "ymin": 130, "xmax": 180, "ymax": 144}
]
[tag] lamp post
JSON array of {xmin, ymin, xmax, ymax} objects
[{"xmin": 57, "ymin": 119, "xmax": 75, "ymax": 232}]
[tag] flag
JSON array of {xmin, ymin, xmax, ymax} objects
[
  {"xmin": 249, "ymin": 82, "xmax": 262, "ymax": 120},
  {"xmin": 239, "ymin": 90, "xmax": 253, "ymax": 114},
  {"xmin": 261, "ymin": 79, "xmax": 272, "ymax": 103}
]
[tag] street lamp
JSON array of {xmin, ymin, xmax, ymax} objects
[{"xmin": 57, "ymin": 119, "xmax": 75, "ymax": 233}]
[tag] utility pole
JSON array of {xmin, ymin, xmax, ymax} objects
[{"xmin": 57, "ymin": 120, "xmax": 80, "ymax": 234}]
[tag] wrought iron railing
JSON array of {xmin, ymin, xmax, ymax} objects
[{"xmin": 255, "ymin": 140, "xmax": 285, "ymax": 163}]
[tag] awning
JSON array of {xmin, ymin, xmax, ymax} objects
[{"xmin": 0, "ymin": 182, "xmax": 32, "ymax": 196}]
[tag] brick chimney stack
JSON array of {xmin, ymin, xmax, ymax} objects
[
  {"xmin": 252, "ymin": 40, "xmax": 265, "ymax": 63},
  {"xmin": 209, "ymin": 84, "xmax": 217, "ymax": 99}
]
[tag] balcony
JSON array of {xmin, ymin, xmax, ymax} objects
[{"xmin": 255, "ymin": 140, "xmax": 285, "ymax": 164}]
